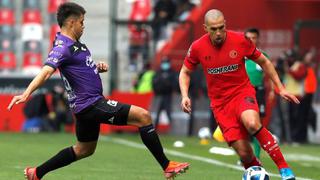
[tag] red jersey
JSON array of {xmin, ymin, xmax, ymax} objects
[{"xmin": 184, "ymin": 30, "xmax": 261, "ymax": 108}]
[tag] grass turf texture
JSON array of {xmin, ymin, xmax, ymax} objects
[{"xmin": 0, "ymin": 133, "xmax": 319, "ymax": 180}]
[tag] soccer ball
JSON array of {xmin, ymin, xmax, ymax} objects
[
  {"xmin": 242, "ymin": 166, "xmax": 270, "ymax": 180},
  {"xmin": 198, "ymin": 127, "xmax": 211, "ymax": 139}
]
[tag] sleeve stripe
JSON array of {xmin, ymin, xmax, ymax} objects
[{"xmin": 44, "ymin": 63, "xmax": 57, "ymax": 70}]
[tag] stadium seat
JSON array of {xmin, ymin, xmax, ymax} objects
[
  {"xmin": 22, "ymin": 9, "xmax": 42, "ymax": 24},
  {"xmin": 22, "ymin": 40, "xmax": 42, "ymax": 74},
  {"xmin": 48, "ymin": 0, "xmax": 66, "ymax": 14},
  {"xmin": 0, "ymin": 8, "xmax": 14, "ymax": 25},
  {"xmin": 0, "ymin": 37, "xmax": 15, "ymax": 51},
  {"xmin": 0, "ymin": 51, "xmax": 16, "ymax": 70},
  {"xmin": 21, "ymin": 23, "xmax": 43, "ymax": 42},
  {"xmin": 23, "ymin": 0, "xmax": 41, "ymax": 10},
  {"xmin": 0, "ymin": 25, "xmax": 15, "ymax": 39}
]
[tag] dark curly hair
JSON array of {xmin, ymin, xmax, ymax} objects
[{"xmin": 57, "ymin": 2, "xmax": 86, "ymax": 27}]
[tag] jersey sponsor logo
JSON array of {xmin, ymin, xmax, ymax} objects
[
  {"xmin": 47, "ymin": 57, "xmax": 59, "ymax": 63},
  {"xmin": 107, "ymin": 100, "xmax": 118, "ymax": 107},
  {"xmin": 229, "ymin": 50, "xmax": 238, "ymax": 58},
  {"xmin": 48, "ymin": 50, "xmax": 62, "ymax": 58},
  {"xmin": 207, "ymin": 64, "xmax": 239, "ymax": 74},
  {"xmin": 54, "ymin": 40, "xmax": 64, "ymax": 48},
  {"xmin": 86, "ymin": 56, "xmax": 95, "ymax": 68}
]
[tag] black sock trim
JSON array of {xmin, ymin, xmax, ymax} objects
[
  {"xmin": 139, "ymin": 124, "xmax": 154, "ymax": 132},
  {"xmin": 252, "ymin": 126, "xmax": 263, "ymax": 136}
]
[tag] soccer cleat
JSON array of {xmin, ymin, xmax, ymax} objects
[
  {"xmin": 164, "ymin": 161, "xmax": 189, "ymax": 179},
  {"xmin": 24, "ymin": 167, "xmax": 40, "ymax": 180},
  {"xmin": 279, "ymin": 168, "xmax": 295, "ymax": 180}
]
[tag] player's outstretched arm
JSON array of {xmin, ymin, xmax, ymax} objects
[
  {"xmin": 96, "ymin": 61, "xmax": 109, "ymax": 73},
  {"xmin": 254, "ymin": 54, "xmax": 300, "ymax": 104},
  {"xmin": 179, "ymin": 65, "xmax": 193, "ymax": 114},
  {"xmin": 7, "ymin": 65, "xmax": 55, "ymax": 110}
]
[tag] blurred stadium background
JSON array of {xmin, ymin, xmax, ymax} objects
[{"xmin": 0, "ymin": 0, "xmax": 320, "ymax": 179}]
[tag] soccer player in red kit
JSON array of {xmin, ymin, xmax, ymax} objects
[{"xmin": 179, "ymin": 9, "xmax": 298, "ymax": 180}]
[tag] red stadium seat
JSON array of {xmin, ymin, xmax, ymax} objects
[
  {"xmin": 0, "ymin": 26, "xmax": 16, "ymax": 70},
  {"xmin": 49, "ymin": 24, "xmax": 60, "ymax": 48},
  {"xmin": 48, "ymin": 0, "xmax": 66, "ymax": 13},
  {"xmin": 22, "ymin": 9, "xmax": 42, "ymax": 24},
  {"xmin": 22, "ymin": 52, "xmax": 42, "ymax": 68},
  {"xmin": 22, "ymin": 41, "xmax": 42, "ymax": 70},
  {"xmin": 0, "ymin": 51, "xmax": 16, "ymax": 70},
  {"xmin": 0, "ymin": 8, "xmax": 14, "ymax": 25}
]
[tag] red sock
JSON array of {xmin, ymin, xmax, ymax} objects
[
  {"xmin": 243, "ymin": 156, "xmax": 262, "ymax": 169},
  {"xmin": 254, "ymin": 127, "xmax": 289, "ymax": 169}
]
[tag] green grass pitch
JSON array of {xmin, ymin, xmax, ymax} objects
[{"xmin": 0, "ymin": 133, "xmax": 319, "ymax": 179}]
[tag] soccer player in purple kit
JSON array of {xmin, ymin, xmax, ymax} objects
[{"xmin": 7, "ymin": 2, "xmax": 189, "ymax": 180}]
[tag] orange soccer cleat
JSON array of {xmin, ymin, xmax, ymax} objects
[
  {"xmin": 24, "ymin": 167, "xmax": 40, "ymax": 180},
  {"xmin": 164, "ymin": 161, "xmax": 190, "ymax": 179}
]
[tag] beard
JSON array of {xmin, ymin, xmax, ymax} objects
[{"xmin": 214, "ymin": 37, "xmax": 223, "ymax": 46}]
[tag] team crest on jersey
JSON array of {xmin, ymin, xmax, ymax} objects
[{"xmin": 229, "ymin": 50, "xmax": 238, "ymax": 58}]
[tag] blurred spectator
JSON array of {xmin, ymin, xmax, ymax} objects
[
  {"xmin": 294, "ymin": 48, "xmax": 318, "ymax": 142},
  {"xmin": 128, "ymin": 0, "xmax": 151, "ymax": 71},
  {"xmin": 188, "ymin": 65, "xmax": 206, "ymax": 136},
  {"xmin": 269, "ymin": 50, "xmax": 294, "ymax": 143},
  {"xmin": 133, "ymin": 62, "xmax": 155, "ymax": 93},
  {"xmin": 22, "ymin": 86, "xmax": 73, "ymax": 133},
  {"xmin": 283, "ymin": 49, "xmax": 308, "ymax": 143},
  {"xmin": 152, "ymin": 57, "xmax": 177, "ymax": 129},
  {"xmin": 174, "ymin": 0, "xmax": 195, "ymax": 21},
  {"xmin": 48, "ymin": 85, "xmax": 73, "ymax": 132},
  {"xmin": 23, "ymin": 93, "xmax": 49, "ymax": 132},
  {"xmin": 128, "ymin": 25, "xmax": 150, "ymax": 71},
  {"xmin": 151, "ymin": 0, "xmax": 176, "ymax": 49}
]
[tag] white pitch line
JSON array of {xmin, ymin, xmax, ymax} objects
[{"xmin": 100, "ymin": 136, "xmax": 314, "ymax": 180}]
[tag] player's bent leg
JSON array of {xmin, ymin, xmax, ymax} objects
[
  {"xmin": 127, "ymin": 105, "xmax": 152, "ymax": 127},
  {"xmin": 73, "ymin": 141, "xmax": 98, "ymax": 160},
  {"xmin": 127, "ymin": 105, "xmax": 190, "ymax": 179},
  {"xmin": 230, "ymin": 139, "xmax": 261, "ymax": 169},
  {"xmin": 241, "ymin": 110, "xmax": 295, "ymax": 179},
  {"xmin": 240, "ymin": 109, "xmax": 262, "ymax": 134},
  {"xmin": 25, "ymin": 141, "xmax": 97, "ymax": 180}
]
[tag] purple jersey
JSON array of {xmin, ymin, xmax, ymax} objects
[{"xmin": 45, "ymin": 33, "xmax": 103, "ymax": 113}]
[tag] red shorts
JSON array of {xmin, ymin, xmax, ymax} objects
[{"xmin": 212, "ymin": 92, "xmax": 259, "ymax": 145}]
